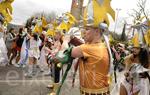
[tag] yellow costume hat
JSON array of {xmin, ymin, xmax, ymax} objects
[
  {"xmin": 131, "ymin": 32, "xmax": 147, "ymax": 48},
  {"xmin": 144, "ymin": 29, "xmax": 150, "ymax": 46},
  {"xmin": 82, "ymin": 0, "xmax": 115, "ymax": 28}
]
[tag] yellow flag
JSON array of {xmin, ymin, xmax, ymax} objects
[
  {"xmin": 46, "ymin": 29, "xmax": 55, "ymax": 37},
  {"xmin": 52, "ymin": 20, "xmax": 58, "ymax": 30},
  {"xmin": 33, "ymin": 24, "xmax": 39, "ymax": 33},
  {"xmin": 0, "ymin": 0, "xmax": 14, "ymax": 23},
  {"xmin": 57, "ymin": 21, "xmax": 69, "ymax": 31},
  {"xmin": 65, "ymin": 12, "xmax": 77, "ymax": 25},
  {"xmin": 42, "ymin": 16, "xmax": 47, "ymax": 28},
  {"xmin": 131, "ymin": 33, "xmax": 140, "ymax": 47},
  {"xmin": 33, "ymin": 24, "xmax": 42, "ymax": 33}
]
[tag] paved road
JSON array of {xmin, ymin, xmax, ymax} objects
[
  {"xmin": 0, "ymin": 65, "xmax": 80, "ymax": 95},
  {"xmin": 0, "ymin": 65, "xmax": 122, "ymax": 95}
]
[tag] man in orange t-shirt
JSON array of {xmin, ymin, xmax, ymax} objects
[{"xmin": 63, "ymin": 23, "xmax": 110, "ymax": 95}]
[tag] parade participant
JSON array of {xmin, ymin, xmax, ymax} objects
[
  {"xmin": 5, "ymin": 28, "xmax": 17, "ymax": 65},
  {"xmin": 50, "ymin": 0, "xmax": 115, "ymax": 94},
  {"xmin": 120, "ymin": 34, "xmax": 150, "ymax": 95},
  {"xmin": 47, "ymin": 30, "xmax": 63, "ymax": 91},
  {"xmin": 25, "ymin": 32, "xmax": 41, "ymax": 77},
  {"xmin": 15, "ymin": 28, "xmax": 26, "ymax": 65},
  {"xmin": 14, "ymin": 28, "xmax": 29, "ymax": 68},
  {"xmin": 37, "ymin": 32, "xmax": 51, "ymax": 72},
  {"xmin": 62, "ymin": 22, "xmax": 110, "ymax": 95},
  {"xmin": 0, "ymin": 24, "xmax": 8, "ymax": 66}
]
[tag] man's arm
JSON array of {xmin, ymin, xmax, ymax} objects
[
  {"xmin": 71, "ymin": 46, "xmax": 83, "ymax": 58},
  {"xmin": 62, "ymin": 35, "xmax": 84, "ymax": 58}
]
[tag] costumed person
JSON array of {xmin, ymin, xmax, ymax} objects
[
  {"xmin": 5, "ymin": 28, "xmax": 17, "ymax": 65},
  {"xmin": 49, "ymin": 0, "xmax": 115, "ymax": 94},
  {"xmin": 48, "ymin": 12, "xmax": 78, "ymax": 94},
  {"xmin": 38, "ymin": 41, "xmax": 51, "ymax": 72},
  {"xmin": 37, "ymin": 32, "xmax": 51, "ymax": 72},
  {"xmin": 47, "ymin": 30, "xmax": 63, "ymax": 91},
  {"xmin": 63, "ymin": 22, "xmax": 111, "ymax": 95},
  {"xmin": 111, "ymin": 43, "xmax": 127, "ymax": 83},
  {"xmin": 14, "ymin": 28, "xmax": 29, "ymax": 68},
  {"xmin": 0, "ymin": 0, "xmax": 14, "ymax": 66},
  {"xmin": 119, "ymin": 33, "xmax": 150, "ymax": 95},
  {"xmin": 14, "ymin": 27, "xmax": 26, "ymax": 66},
  {"xmin": 44, "ymin": 37, "xmax": 54, "ymax": 75},
  {"xmin": 0, "ymin": 23, "xmax": 8, "ymax": 66},
  {"xmin": 25, "ymin": 32, "xmax": 41, "ymax": 78}
]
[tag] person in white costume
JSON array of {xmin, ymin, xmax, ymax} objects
[
  {"xmin": 25, "ymin": 32, "xmax": 41, "ymax": 77},
  {"xmin": 119, "ymin": 46, "xmax": 150, "ymax": 95},
  {"xmin": 14, "ymin": 35, "xmax": 29, "ymax": 68},
  {"xmin": 38, "ymin": 44, "xmax": 51, "ymax": 72},
  {"xmin": 0, "ymin": 25, "xmax": 8, "ymax": 66}
]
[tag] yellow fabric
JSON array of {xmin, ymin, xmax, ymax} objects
[
  {"xmin": 52, "ymin": 20, "xmax": 58, "ymax": 30},
  {"xmin": 46, "ymin": 29, "xmax": 55, "ymax": 37},
  {"xmin": 33, "ymin": 24, "xmax": 39, "ymax": 33},
  {"xmin": 144, "ymin": 32, "xmax": 149, "ymax": 46},
  {"xmin": 146, "ymin": 30, "xmax": 150, "ymax": 46},
  {"xmin": 57, "ymin": 12, "xmax": 77, "ymax": 32},
  {"xmin": 42, "ymin": 16, "xmax": 47, "ymax": 28},
  {"xmin": 131, "ymin": 33, "xmax": 140, "ymax": 47},
  {"xmin": 33, "ymin": 24, "xmax": 42, "ymax": 33},
  {"xmin": 93, "ymin": 0, "xmax": 106, "ymax": 27},
  {"xmin": 79, "ymin": 43, "xmax": 109, "ymax": 89},
  {"xmin": 0, "ymin": 0, "xmax": 14, "ymax": 23},
  {"xmin": 65, "ymin": 12, "xmax": 77, "ymax": 25},
  {"xmin": 57, "ymin": 21, "xmax": 69, "ymax": 31},
  {"xmin": 103, "ymin": 0, "xmax": 115, "ymax": 20}
]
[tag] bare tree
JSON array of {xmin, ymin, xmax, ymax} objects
[
  {"xmin": 128, "ymin": 0, "xmax": 149, "ymax": 24},
  {"xmin": 137, "ymin": 0, "xmax": 149, "ymax": 20}
]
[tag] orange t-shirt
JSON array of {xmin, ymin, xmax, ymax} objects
[{"xmin": 79, "ymin": 43, "xmax": 109, "ymax": 89}]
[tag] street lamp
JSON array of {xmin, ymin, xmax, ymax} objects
[{"xmin": 114, "ymin": 8, "xmax": 122, "ymax": 34}]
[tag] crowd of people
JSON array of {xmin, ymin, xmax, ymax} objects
[
  {"xmin": 0, "ymin": 17, "xmax": 149, "ymax": 95},
  {"xmin": 0, "ymin": 17, "xmax": 150, "ymax": 95},
  {"xmin": 0, "ymin": 2, "xmax": 149, "ymax": 95}
]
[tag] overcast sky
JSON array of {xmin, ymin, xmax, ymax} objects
[{"xmin": 11, "ymin": 0, "xmax": 150, "ymax": 32}]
